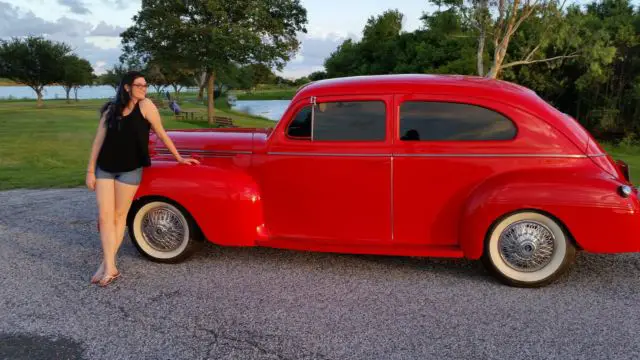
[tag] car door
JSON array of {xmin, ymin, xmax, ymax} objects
[
  {"xmin": 391, "ymin": 93, "xmax": 520, "ymax": 246},
  {"xmin": 256, "ymin": 94, "xmax": 394, "ymax": 243}
]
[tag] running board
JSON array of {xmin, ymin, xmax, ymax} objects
[{"xmin": 256, "ymin": 238, "xmax": 464, "ymax": 258}]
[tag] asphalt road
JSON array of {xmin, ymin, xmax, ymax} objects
[{"xmin": 1, "ymin": 187, "xmax": 640, "ymax": 360}]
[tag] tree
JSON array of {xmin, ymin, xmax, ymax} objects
[
  {"xmin": 144, "ymin": 62, "xmax": 168, "ymax": 95},
  {"xmin": 121, "ymin": 0, "xmax": 308, "ymax": 125},
  {"xmin": 61, "ymin": 55, "xmax": 94, "ymax": 102},
  {"xmin": 0, "ymin": 36, "xmax": 72, "ymax": 107},
  {"xmin": 99, "ymin": 64, "xmax": 128, "ymax": 90},
  {"xmin": 308, "ymin": 71, "xmax": 327, "ymax": 81},
  {"xmin": 148, "ymin": 56, "xmax": 196, "ymax": 101},
  {"xmin": 437, "ymin": 0, "xmax": 583, "ymax": 78},
  {"xmin": 241, "ymin": 63, "xmax": 277, "ymax": 90}
]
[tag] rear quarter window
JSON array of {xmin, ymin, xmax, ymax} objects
[{"xmin": 399, "ymin": 101, "xmax": 517, "ymax": 141}]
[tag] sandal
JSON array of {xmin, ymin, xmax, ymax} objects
[{"xmin": 98, "ymin": 272, "xmax": 121, "ymax": 287}]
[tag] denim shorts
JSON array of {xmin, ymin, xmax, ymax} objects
[{"xmin": 95, "ymin": 166, "xmax": 143, "ymax": 185}]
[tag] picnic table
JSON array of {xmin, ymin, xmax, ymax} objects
[{"xmin": 179, "ymin": 110, "xmax": 200, "ymax": 121}]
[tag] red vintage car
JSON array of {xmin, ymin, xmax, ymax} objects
[{"xmin": 126, "ymin": 74, "xmax": 639, "ymax": 287}]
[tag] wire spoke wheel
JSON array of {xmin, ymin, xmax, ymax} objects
[
  {"xmin": 483, "ymin": 211, "xmax": 576, "ymax": 287},
  {"xmin": 128, "ymin": 200, "xmax": 200, "ymax": 263}
]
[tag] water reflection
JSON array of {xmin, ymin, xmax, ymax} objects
[
  {"xmin": 0, "ymin": 85, "xmax": 116, "ymax": 100},
  {"xmin": 231, "ymin": 100, "xmax": 291, "ymax": 121}
]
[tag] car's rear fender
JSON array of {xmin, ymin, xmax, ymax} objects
[
  {"xmin": 132, "ymin": 161, "xmax": 264, "ymax": 246},
  {"xmin": 460, "ymin": 166, "xmax": 640, "ymax": 259}
]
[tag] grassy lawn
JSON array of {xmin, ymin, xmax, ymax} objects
[{"xmin": 0, "ymin": 97, "xmax": 274, "ymax": 190}]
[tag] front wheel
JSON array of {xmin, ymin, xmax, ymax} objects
[
  {"xmin": 482, "ymin": 211, "xmax": 576, "ymax": 287},
  {"xmin": 127, "ymin": 200, "xmax": 200, "ymax": 263}
]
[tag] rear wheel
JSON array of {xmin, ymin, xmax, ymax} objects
[
  {"xmin": 127, "ymin": 200, "xmax": 200, "ymax": 263},
  {"xmin": 482, "ymin": 211, "xmax": 576, "ymax": 287}
]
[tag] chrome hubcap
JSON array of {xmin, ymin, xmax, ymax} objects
[
  {"xmin": 498, "ymin": 220, "xmax": 555, "ymax": 272},
  {"xmin": 141, "ymin": 206, "xmax": 187, "ymax": 252}
]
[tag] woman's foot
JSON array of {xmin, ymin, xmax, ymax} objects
[
  {"xmin": 91, "ymin": 262, "xmax": 105, "ymax": 284},
  {"xmin": 98, "ymin": 270, "xmax": 121, "ymax": 287}
]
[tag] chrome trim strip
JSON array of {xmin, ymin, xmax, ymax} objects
[
  {"xmin": 267, "ymin": 152, "xmax": 388, "ymax": 157},
  {"xmin": 267, "ymin": 151, "xmax": 592, "ymax": 158},
  {"xmin": 395, "ymin": 153, "xmax": 589, "ymax": 158},
  {"xmin": 155, "ymin": 149, "xmax": 252, "ymax": 155}
]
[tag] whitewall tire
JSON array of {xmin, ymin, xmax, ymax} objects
[
  {"xmin": 127, "ymin": 200, "xmax": 200, "ymax": 263},
  {"xmin": 482, "ymin": 211, "xmax": 576, "ymax": 287}
]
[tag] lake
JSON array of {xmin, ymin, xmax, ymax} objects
[
  {"xmin": 0, "ymin": 85, "xmax": 291, "ymax": 122},
  {"xmin": 231, "ymin": 100, "xmax": 291, "ymax": 122},
  {"xmin": 0, "ymin": 85, "xmax": 116, "ymax": 100}
]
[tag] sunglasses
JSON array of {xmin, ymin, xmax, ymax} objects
[{"xmin": 132, "ymin": 84, "xmax": 149, "ymax": 89}]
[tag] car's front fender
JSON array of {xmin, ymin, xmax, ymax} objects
[{"xmin": 132, "ymin": 161, "xmax": 264, "ymax": 246}]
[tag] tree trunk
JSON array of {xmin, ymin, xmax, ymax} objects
[
  {"xmin": 198, "ymin": 85, "xmax": 205, "ymax": 102},
  {"xmin": 36, "ymin": 87, "xmax": 43, "ymax": 108},
  {"xmin": 485, "ymin": 0, "xmax": 519, "ymax": 79},
  {"xmin": 64, "ymin": 86, "xmax": 71, "ymax": 103},
  {"xmin": 207, "ymin": 71, "xmax": 215, "ymax": 126},
  {"xmin": 486, "ymin": 38, "xmax": 511, "ymax": 79},
  {"xmin": 171, "ymin": 84, "xmax": 183, "ymax": 101},
  {"xmin": 74, "ymin": 86, "xmax": 79, "ymax": 102},
  {"xmin": 477, "ymin": 27, "xmax": 485, "ymax": 77},
  {"xmin": 196, "ymin": 71, "xmax": 207, "ymax": 101}
]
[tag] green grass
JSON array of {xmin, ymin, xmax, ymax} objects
[{"xmin": 0, "ymin": 98, "xmax": 274, "ymax": 190}]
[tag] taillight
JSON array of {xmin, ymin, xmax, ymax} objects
[
  {"xmin": 615, "ymin": 159, "xmax": 630, "ymax": 182},
  {"xmin": 590, "ymin": 154, "xmax": 626, "ymax": 181}
]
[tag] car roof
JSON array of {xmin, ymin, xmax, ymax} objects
[
  {"xmin": 288, "ymin": 74, "xmax": 590, "ymax": 152},
  {"xmin": 293, "ymin": 74, "xmax": 536, "ymax": 101}
]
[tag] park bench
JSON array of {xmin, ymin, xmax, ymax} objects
[{"xmin": 213, "ymin": 116, "xmax": 236, "ymax": 127}]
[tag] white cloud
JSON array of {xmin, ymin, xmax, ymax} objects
[
  {"xmin": 278, "ymin": 31, "xmax": 356, "ymax": 79},
  {"xmin": 58, "ymin": 0, "xmax": 91, "ymax": 15},
  {"xmin": 0, "ymin": 1, "xmax": 122, "ymax": 75},
  {"xmin": 89, "ymin": 21, "xmax": 125, "ymax": 36}
]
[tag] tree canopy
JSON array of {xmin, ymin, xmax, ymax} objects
[
  {"xmin": 323, "ymin": 0, "xmax": 638, "ymax": 140},
  {"xmin": 61, "ymin": 55, "xmax": 94, "ymax": 102},
  {"xmin": 120, "ymin": 0, "xmax": 308, "ymax": 124},
  {"xmin": 0, "ymin": 36, "xmax": 73, "ymax": 107}
]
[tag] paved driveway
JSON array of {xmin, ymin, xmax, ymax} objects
[{"xmin": 1, "ymin": 188, "xmax": 639, "ymax": 359}]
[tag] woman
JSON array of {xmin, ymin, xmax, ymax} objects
[{"xmin": 85, "ymin": 71, "xmax": 199, "ymax": 287}]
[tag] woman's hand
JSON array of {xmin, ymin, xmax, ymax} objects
[
  {"xmin": 177, "ymin": 156, "xmax": 200, "ymax": 165},
  {"xmin": 86, "ymin": 171, "xmax": 96, "ymax": 191}
]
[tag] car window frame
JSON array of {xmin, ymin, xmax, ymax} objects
[{"xmin": 283, "ymin": 95, "xmax": 392, "ymax": 144}]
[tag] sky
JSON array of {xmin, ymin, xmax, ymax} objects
[
  {"xmin": 1, "ymin": 0, "xmax": 632, "ymax": 79},
  {"xmin": 0, "ymin": 0, "xmax": 431, "ymax": 79}
]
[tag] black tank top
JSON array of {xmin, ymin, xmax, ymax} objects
[{"xmin": 97, "ymin": 102, "xmax": 151, "ymax": 172}]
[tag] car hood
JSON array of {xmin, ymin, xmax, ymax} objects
[{"xmin": 150, "ymin": 128, "xmax": 272, "ymax": 156}]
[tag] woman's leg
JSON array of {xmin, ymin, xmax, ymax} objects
[
  {"xmin": 113, "ymin": 179, "xmax": 139, "ymax": 258},
  {"xmin": 94, "ymin": 178, "xmax": 116, "ymax": 282}
]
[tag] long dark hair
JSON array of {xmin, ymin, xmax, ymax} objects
[{"xmin": 100, "ymin": 71, "xmax": 145, "ymax": 129}]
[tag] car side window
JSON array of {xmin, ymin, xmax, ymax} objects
[
  {"xmin": 287, "ymin": 106, "xmax": 312, "ymax": 138},
  {"xmin": 399, "ymin": 101, "xmax": 517, "ymax": 141},
  {"xmin": 287, "ymin": 101, "xmax": 386, "ymax": 141}
]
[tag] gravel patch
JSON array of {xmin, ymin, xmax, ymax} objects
[{"xmin": 1, "ymin": 187, "xmax": 639, "ymax": 359}]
